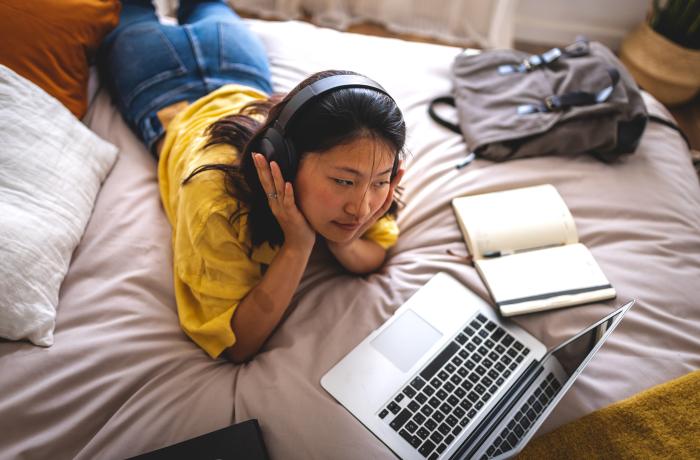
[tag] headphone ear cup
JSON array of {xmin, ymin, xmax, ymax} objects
[
  {"xmin": 283, "ymin": 137, "xmax": 298, "ymax": 180},
  {"xmin": 259, "ymin": 127, "xmax": 291, "ymax": 180}
]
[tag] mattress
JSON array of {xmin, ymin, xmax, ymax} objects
[{"xmin": 1, "ymin": 19, "xmax": 699, "ymax": 459}]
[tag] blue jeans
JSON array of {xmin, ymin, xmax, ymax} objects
[{"xmin": 99, "ymin": 0, "xmax": 273, "ymax": 154}]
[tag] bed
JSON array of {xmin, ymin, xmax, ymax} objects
[{"xmin": 1, "ymin": 18, "xmax": 699, "ymax": 459}]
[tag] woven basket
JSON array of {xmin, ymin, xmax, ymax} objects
[{"xmin": 620, "ymin": 22, "xmax": 700, "ymax": 106}]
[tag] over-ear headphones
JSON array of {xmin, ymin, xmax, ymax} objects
[{"xmin": 255, "ymin": 74, "xmax": 399, "ymax": 180}]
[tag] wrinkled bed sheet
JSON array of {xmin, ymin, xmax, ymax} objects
[{"xmin": 1, "ymin": 19, "xmax": 699, "ymax": 460}]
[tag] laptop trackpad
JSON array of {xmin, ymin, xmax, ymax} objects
[{"xmin": 370, "ymin": 309, "xmax": 443, "ymax": 372}]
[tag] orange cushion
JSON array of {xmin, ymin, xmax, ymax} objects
[{"xmin": 0, "ymin": 0, "xmax": 120, "ymax": 118}]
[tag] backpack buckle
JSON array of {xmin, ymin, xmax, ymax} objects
[{"xmin": 544, "ymin": 95, "xmax": 562, "ymax": 111}]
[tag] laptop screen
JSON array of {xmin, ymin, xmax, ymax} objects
[
  {"xmin": 547, "ymin": 304, "xmax": 628, "ymax": 377},
  {"xmin": 485, "ymin": 301, "xmax": 633, "ymax": 460}
]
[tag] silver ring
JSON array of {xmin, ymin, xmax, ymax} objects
[{"xmin": 267, "ymin": 192, "xmax": 278, "ymax": 199}]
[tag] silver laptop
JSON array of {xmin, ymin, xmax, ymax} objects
[{"xmin": 321, "ymin": 272, "xmax": 634, "ymax": 460}]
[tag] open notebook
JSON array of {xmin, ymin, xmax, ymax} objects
[{"xmin": 452, "ymin": 184, "xmax": 616, "ymax": 316}]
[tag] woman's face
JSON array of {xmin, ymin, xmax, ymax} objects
[{"xmin": 294, "ymin": 136, "xmax": 395, "ymax": 244}]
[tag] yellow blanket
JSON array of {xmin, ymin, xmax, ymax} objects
[{"xmin": 518, "ymin": 370, "xmax": 700, "ymax": 459}]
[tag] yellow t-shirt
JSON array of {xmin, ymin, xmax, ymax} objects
[{"xmin": 158, "ymin": 84, "xmax": 400, "ymax": 359}]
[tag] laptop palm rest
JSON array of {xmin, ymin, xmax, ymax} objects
[{"xmin": 371, "ymin": 310, "xmax": 443, "ymax": 372}]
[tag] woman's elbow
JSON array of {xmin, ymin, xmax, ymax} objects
[
  {"xmin": 223, "ymin": 343, "xmax": 254, "ymax": 364},
  {"xmin": 350, "ymin": 252, "xmax": 387, "ymax": 275}
]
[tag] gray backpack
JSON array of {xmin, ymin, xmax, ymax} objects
[{"xmin": 429, "ymin": 38, "xmax": 686, "ymax": 165}]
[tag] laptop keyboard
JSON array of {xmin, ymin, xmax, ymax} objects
[
  {"xmin": 377, "ymin": 313, "xmax": 531, "ymax": 459},
  {"xmin": 482, "ymin": 372, "xmax": 561, "ymax": 459}
]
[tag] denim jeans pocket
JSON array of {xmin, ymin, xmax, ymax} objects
[{"xmin": 109, "ymin": 23, "xmax": 188, "ymax": 108}]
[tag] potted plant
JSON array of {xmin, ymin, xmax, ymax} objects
[{"xmin": 620, "ymin": 0, "xmax": 700, "ymax": 106}]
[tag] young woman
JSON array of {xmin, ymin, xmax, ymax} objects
[{"xmin": 99, "ymin": 0, "xmax": 406, "ymax": 363}]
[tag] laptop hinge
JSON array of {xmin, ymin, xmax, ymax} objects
[{"xmin": 450, "ymin": 360, "xmax": 544, "ymax": 459}]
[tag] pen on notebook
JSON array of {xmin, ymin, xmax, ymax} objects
[{"xmin": 483, "ymin": 250, "xmax": 515, "ymax": 258}]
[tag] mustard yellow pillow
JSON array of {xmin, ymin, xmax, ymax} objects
[{"xmin": 0, "ymin": 0, "xmax": 120, "ymax": 118}]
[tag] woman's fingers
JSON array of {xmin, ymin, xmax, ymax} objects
[
  {"xmin": 269, "ymin": 160, "xmax": 286, "ymax": 200},
  {"xmin": 254, "ymin": 153, "xmax": 299, "ymax": 222},
  {"xmin": 253, "ymin": 153, "xmax": 281, "ymax": 203},
  {"xmin": 253, "ymin": 154, "xmax": 273, "ymax": 191},
  {"xmin": 252, "ymin": 154, "xmax": 315, "ymax": 250},
  {"xmin": 283, "ymin": 182, "xmax": 295, "ymax": 208}
]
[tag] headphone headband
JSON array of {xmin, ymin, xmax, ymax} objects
[
  {"xmin": 275, "ymin": 74, "xmax": 391, "ymax": 134},
  {"xmin": 256, "ymin": 73, "xmax": 398, "ymax": 181}
]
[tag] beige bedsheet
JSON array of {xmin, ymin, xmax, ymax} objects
[{"xmin": 1, "ymin": 19, "xmax": 699, "ymax": 460}]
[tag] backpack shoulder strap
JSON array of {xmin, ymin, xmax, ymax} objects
[
  {"xmin": 428, "ymin": 96, "xmax": 461, "ymax": 134},
  {"xmin": 648, "ymin": 115, "xmax": 691, "ymax": 151}
]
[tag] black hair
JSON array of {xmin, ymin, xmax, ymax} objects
[{"xmin": 183, "ymin": 69, "xmax": 407, "ymax": 248}]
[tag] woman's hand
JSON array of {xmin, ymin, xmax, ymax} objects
[
  {"xmin": 227, "ymin": 154, "xmax": 316, "ymax": 363},
  {"xmin": 253, "ymin": 153, "xmax": 316, "ymax": 252}
]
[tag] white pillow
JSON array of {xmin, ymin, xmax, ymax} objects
[{"xmin": 0, "ymin": 65, "xmax": 118, "ymax": 346}]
